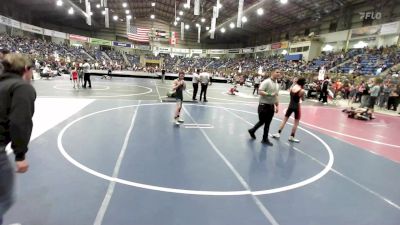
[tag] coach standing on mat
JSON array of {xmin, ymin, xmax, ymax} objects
[
  {"xmin": 82, "ymin": 60, "xmax": 91, "ymax": 88},
  {"xmin": 248, "ymin": 69, "xmax": 281, "ymax": 146},
  {"xmin": 0, "ymin": 54, "xmax": 36, "ymax": 225},
  {"xmin": 199, "ymin": 72, "xmax": 210, "ymax": 102},
  {"xmin": 192, "ymin": 69, "xmax": 200, "ymax": 101}
]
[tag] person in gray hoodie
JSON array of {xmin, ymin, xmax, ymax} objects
[{"xmin": 0, "ymin": 53, "xmax": 36, "ymax": 225}]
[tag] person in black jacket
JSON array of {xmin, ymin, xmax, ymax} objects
[{"xmin": 0, "ymin": 53, "xmax": 36, "ymax": 225}]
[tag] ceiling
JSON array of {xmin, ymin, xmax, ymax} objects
[{"xmin": 4, "ymin": 0, "xmax": 380, "ymax": 44}]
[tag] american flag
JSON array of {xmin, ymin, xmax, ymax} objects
[{"xmin": 127, "ymin": 26, "xmax": 150, "ymax": 42}]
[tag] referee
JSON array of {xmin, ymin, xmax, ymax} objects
[{"xmin": 248, "ymin": 69, "xmax": 281, "ymax": 146}]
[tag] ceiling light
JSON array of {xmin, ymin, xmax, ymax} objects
[
  {"xmin": 102, "ymin": 10, "xmax": 106, "ymax": 15},
  {"xmin": 201, "ymin": 18, "xmax": 206, "ymax": 23},
  {"xmin": 220, "ymin": 27, "xmax": 226, "ymax": 33},
  {"xmin": 185, "ymin": 24, "xmax": 190, "ymax": 30},
  {"xmin": 89, "ymin": 12, "xmax": 93, "ymax": 16},
  {"xmin": 206, "ymin": 26, "xmax": 210, "ymax": 30},
  {"xmin": 56, "ymin": 0, "xmax": 63, "ymax": 6},
  {"xmin": 151, "ymin": 2, "xmax": 156, "ymax": 7},
  {"xmin": 179, "ymin": 11, "xmax": 183, "ymax": 16},
  {"xmin": 257, "ymin": 8, "xmax": 264, "ymax": 15},
  {"xmin": 96, "ymin": 4, "xmax": 100, "ymax": 8},
  {"xmin": 122, "ymin": 2, "xmax": 128, "ymax": 8},
  {"xmin": 68, "ymin": 7, "xmax": 74, "ymax": 15},
  {"xmin": 113, "ymin": 15, "xmax": 118, "ymax": 20},
  {"xmin": 241, "ymin": 16, "xmax": 248, "ymax": 23},
  {"xmin": 150, "ymin": 14, "xmax": 155, "ymax": 19},
  {"xmin": 176, "ymin": 17, "xmax": 181, "ymax": 21},
  {"xmin": 229, "ymin": 22, "xmax": 235, "ymax": 29},
  {"xmin": 280, "ymin": 0, "xmax": 288, "ymax": 4},
  {"xmin": 125, "ymin": 10, "xmax": 130, "ymax": 14},
  {"xmin": 217, "ymin": 3, "xmax": 222, "ymax": 9},
  {"xmin": 184, "ymin": 3, "xmax": 189, "ymax": 8},
  {"xmin": 195, "ymin": 23, "xmax": 200, "ymax": 27},
  {"xmin": 127, "ymin": 15, "xmax": 132, "ymax": 20},
  {"xmin": 173, "ymin": 21, "xmax": 178, "ymax": 26}
]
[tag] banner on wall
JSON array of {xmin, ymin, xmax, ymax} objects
[
  {"xmin": 227, "ymin": 49, "xmax": 240, "ymax": 54},
  {"xmin": 255, "ymin": 45, "xmax": 270, "ymax": 52},
  {"xmin": 351, "ymin": 25, "xmax": 381, "ymax": 38},
  {"xmin": 158, "ymin": 47, "xmax": 171, "ymax": 53},
  {"xmin": 53, "ymin": 31, "xmax": 67, "ymax": 39},
  {"xmin": 280, "ymin": 41, "xmax": 289, "ymax": 49},
  {"xmin": 172, "ymin": 48, "xmax": 189, "ymax": 53},
  {"xmin": 271, "ymin": 42, "xmax": 281, "ymax": 49},
  {"xmin": 0, "ymin": 15, "xmax": 20, "ymax": 29},
  {"xmin": 191, "ymin": 49, "xmax": 203, "ymax": 54},
  {"xmin": 21, "ymin": 23, "xmax": 43, "ymax": 34},
  {"xmin": 380, "ymin": 22, "xmax": 400, "ymax": 35},
  {"xmin": 242, "ymin": 48, "xmax": 254, "ymax": 53},
  {"xmin": 207, "ymin": 49, "xmax": 226, "ymax": 54},
  {"xmin": 43, "ymin": 29, "xmax": 67, "ymax": 39},
  {"xmin": 90, "ymin": 38, "xmax": 111, "ymax": 46},
  {"xmin": 136, "ymin": 45, "xmax": 151, "ymax": 51},
  {"xmin": 112, "ymin": 41, "xmax": 132, "ymax": 48},
  {"xmin": 69, "ymin": 34, "xmax": 89, "ymax": 42}
]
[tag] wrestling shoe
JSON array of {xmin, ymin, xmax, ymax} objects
[{"xmin": 288, "ymin": 136, "xmax": 300, "ymax": 143}]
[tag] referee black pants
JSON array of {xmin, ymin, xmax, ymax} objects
[
  {"xmin": 192, "ymin": 83, "xmax": 199, "ymax": 100},
  {"xmin": 249, "ymin": 104, "xmax": 275, "ymax": 141},
  {"xmin": 83, "ymin": 73, "xmax": 91, "ymax": 88},
  {"xmin": 200, "ymin": 83, "xmax": 208, "ymax": 101}
]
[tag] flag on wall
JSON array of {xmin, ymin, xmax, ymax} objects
[
  {"xmin": 170, "ymin": 31, "xmax": 178, "ymax": 45},
  {"xmin": 127, "ymin": 25, "xmax": 150, "ymax": 42}
]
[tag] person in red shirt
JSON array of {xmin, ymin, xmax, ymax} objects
[
  {"xmin": 71, "ymin": 67, "xmax": 79, "ymax": 89},
  {"xmin": 228, "ymin": 85, "xmax": 239, "ymax": 95}
]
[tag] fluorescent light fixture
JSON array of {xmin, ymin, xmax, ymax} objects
[
  {"xmin": 185, "ymin": 24, "xmax": 190, "ymax": 30},
  {"xmin": 195, "ymin": 23, "xmax": 200, "ymax": 27},
  {"xmin": 179, "ymin": 11, "xmax": 183, "ymax": 16},
  {"xmin": 201, "ymin": 18, "xmax": 206, "ymax": 23},
  {"xmin": 125, "ymin": 10, "xmax": 130, "ymax": 14},
  {"xmin": 122, "ymin": 2, "xmax": 127, "ymax": 8},
  {"xmin": 96, "ymin": 4, "xmax": 100, "ymax": 8},
  {"xmin": 151, "ymin": 2, "xmax": 156, "ymax": 7},
  {"xmin": 150, "ymin": 14, "xmax": 155, "ymax": 19},
  {"xmin": 113, "ymin": 15, "xmax": 118, "ymax": 20},
  {"xmin": 184, "ymin": 3, "xmax": 189, "ymax": 8},
  {"xmin": 173, "ymin": 21, "xmax": 178, "ymax": 26},
  {"xmin": 229, "ymin": 22, "xmax": 235, "ymax": 29},
  {"xmin": 176, "ymin": 17, "xmax": 181, "ymax": 21},
  {"xmin": 89, "ymin": 12, "xmax": 93, "ymax": 16},
  {"xmin": 127, "ymin": 15, "xmax": 132, "ymax": 20},
  {"xmin": 220, "ymin": 27, "xmax": 226, "ymax": 33},
  {"xmin": 68, "ymin": 7, "xmax": 74, "ymax": 15},
  {"xmin": 56, "ymin": 0, "xmax": 63, "ymax": 6},
  {"xmin": 241, "ymin": 16, "xmax": 247, "ymax": 23},
  {"xmin": 257, "ymin": 8, "xmax": 264, "ymax": 15},
  {"xmin": 217, "ymin": 3, "xmax": 222, "ymax": 9},
  {"xmin": 206, "ymin": 26, "xmax": 210, "ymax": 30},
  {"xmin": 280, "ymin": 0, "xmax": 288, "ymax": 4},
  {"xmin": 102, "ymin": 10, "xmax": 106, "ymax": 15}
]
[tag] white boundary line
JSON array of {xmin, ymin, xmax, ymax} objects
[
  {"xmin": 93, "ymin": 101, "xmax": 141, "ymax": 225},
  {"xmin": 57, "ymin": 103, "xmax": 333, "ymax": 196},
  {"xmin": 182, "ymin": 106, "xmax": 280, "ymax": 225},
  {"xmin": 45, "ymin": 84, "xmax": 153, "ymax": 98},
  {"xmin": 286, "ymin": 143, "xmax": 400, "ymax": 210},
  {"xmin": 153, "ymin": 81, "xmax": 162, "ymax": 102},
  {"xmin": 54, "ymin": 84, "xmax": 110, "ymax": 91}
]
